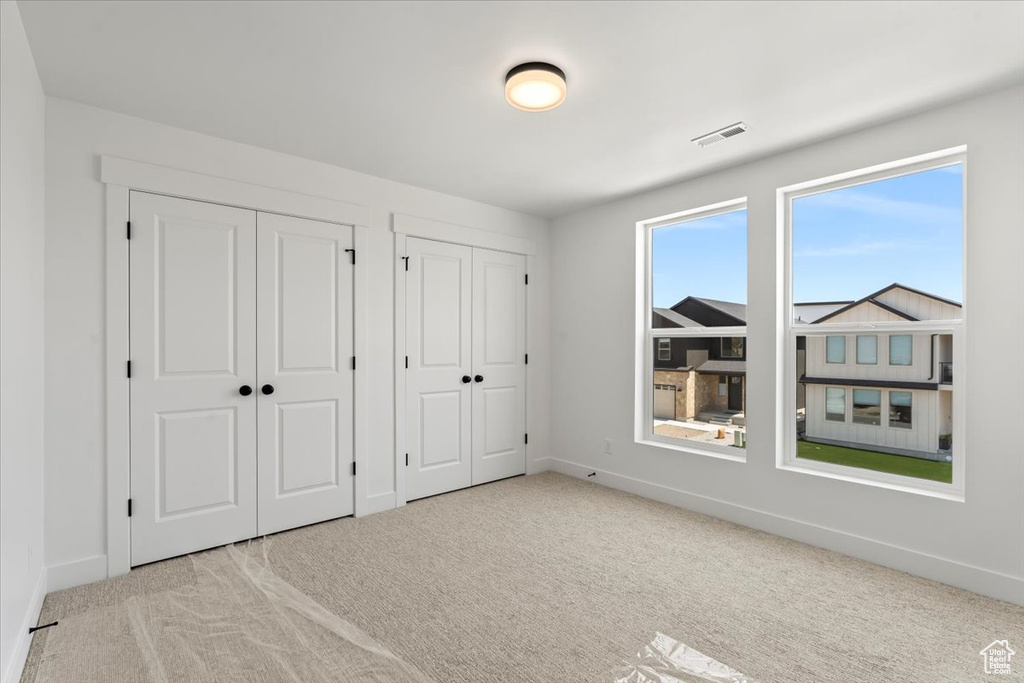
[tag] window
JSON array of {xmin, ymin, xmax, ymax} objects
[
  {"xmin": 889, "ymin": 391, "xmax": 913, "ymax": 429},
  {"xmin": 826, "ymin": 336, "xmax": 845, "ymax": 364},
  {"xmin": 856, "ymin": 335, "xmax": 877, "ymax": 365},
  {"xmin": 825, "ymin": 387, "xmax": 846, "ymax": 422},
  {"xmin": 851, "ymin": 389, "xmax": 881, "ymax": 425},
  {"xmin": 784, "ymin": 150, "xmax": 964, "ymax": 492},
  {"xmin": 889, "ymin": 335, "xmax": 912, "ymax": 366},
  {"xmin": 657, "ymin": 338, "xmax": 672, "ymax": 361},
  {"xmin": 641, "ymin": 199, "xmax": 747, "ymax": 458},
  {"xmin": 721, "ymin": 337, "xmax": 744, "ymax": 358}
]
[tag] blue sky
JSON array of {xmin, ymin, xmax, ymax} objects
[{"xmin": 652, "ymin": 164, "xmax": 963, "ymax": 308}]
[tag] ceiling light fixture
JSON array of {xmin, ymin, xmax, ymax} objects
[{"xmin": 504, "ymin": 62, "xmax": 567, "ymax": 112}]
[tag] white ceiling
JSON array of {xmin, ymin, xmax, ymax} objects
[{"xmin": 18, "ymin": 1, "xmax": 1024, "ymax": 218}]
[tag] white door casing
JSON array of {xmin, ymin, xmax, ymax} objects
[
  {"xmin": 405, "ymin": 238, "xmax": 473, "ymax": 501},
  {"xmin": 256, "ymin": 212, "xmax": 355, "ymax": 535},
  {"xmin": 471, "ymin": 248, "xmax": 527, "ymax": 485},
  {"xmin": 129, "ymin": 192, "xmax": 258, "ymax": 566}
]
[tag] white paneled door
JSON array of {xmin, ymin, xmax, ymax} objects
[
  {"xmin": 129, "ymin": 192, "xmax": 258, "ymax": 566},
  {"xmin": 405, "ymin": 238, "xmax": 473, "ymax": 501},
  {"xmin": 256, "ymin": 212, "xmax": 354, "ymax": 535},
  {"xmin": 130, "ymin": 192, "xmax": 355, "ymax": 565},
  {"xmin": 405, "ymin": 237, "xmax": 526, "ymax": 502},
  {"xmin": 471, "ymin": 248, "xmax": 527, "ymax": 485}
]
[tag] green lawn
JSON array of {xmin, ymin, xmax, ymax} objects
[{"xmin": 797, "ymin": 440, "xmax": 952, "ymax": 483}]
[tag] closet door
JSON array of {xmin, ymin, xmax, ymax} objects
[
  {"xmin": 129, "ymin": 192, "xmax": 257, "ymax": 566},
  {"xmin": 471, "ymin": 248, "xmax": 527, "ymax": 484},
  {"xmin": 405, "ymin": 237, "xmax": 473, "ymax": 501},
  {"xmin": 256, "ymin": 213, "xmax": 354, "ymax": 535}
]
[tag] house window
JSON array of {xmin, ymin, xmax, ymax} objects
[
  {"xmin": 826, "ymin": 336, "xmax": 845, "ymax": 364},
  {"xmin": 825, "ymin": 387, "xmax": 846, "ymax": 422},
  {"xmin": 856, "ymin": 335, "xmax": 877, "ymax": 365},
  {"xmin": 721, "ymin": 337, "xmax": 744, "ymax": 358},
  {"xmin": 889, "ymin": 391, "xmax": 913, "ymax": 429},
  {"xmin": 784, "ymin": 149, "xmax": 964, "ymax": 492},
  {"xmin": 657, "ymin": 338, "xmax": 672, "ymax": 361},
  {"xmin": 641, "ymin": 199, "xmax": 747, "ymax": 459},
  {"xmin": 851, "ymin": 389, "xmax": 882, "ymax": 426},
  {"xmin": 889, "ymin": 335, "xmax": 912, "ymax": 366}
]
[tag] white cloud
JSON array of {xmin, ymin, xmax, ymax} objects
[{"xmin": 795, "ymin": 241, "xmax": 904, "ymax": 257}]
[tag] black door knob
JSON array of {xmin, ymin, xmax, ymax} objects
[
  {"xmin": 261, "ymin": 384, "xmax": 275, "ymax": 395},
  {"xmin": 474, "ymin": 375, "xmax": 484, "ymax": 383},
  {"xmin": 239, "ymin": 385, "xmax": 253, "ymax": 396},
  {"xmin": 461, "ymin": 375, "xmax": 471, "ymax": 384}
]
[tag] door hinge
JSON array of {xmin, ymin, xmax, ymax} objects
[
  {"xmin": 352, "ymin": 462, "xmax": 357, "ymax": 476},
  {"xmin": 402, "ymin": 256, "xmax": 409, "ymax": 271},
  {"xmin": 405, "ymin": 356, "xmax": 408, "ymax": 369},
  {"xmin": 351, "ymin": 356, "xmax": 356, "ymax": 370},
  {"xmin": 126, "ymin": 221, "xmax": 132, "ymax": 240},
  {"xmin": 525, "ymin": 353, "xmax": 528, "ymax": 365},
  {"xmin": 128, "ymin": 498, "xmax": 133, "ymax": 517},
  {"xmin": 525, "ymin": 433, "xmax": 528, "ymax": 445},
  {"xmin": 525, "ymin": 273, "xmax": 529, "ymax": 285},
  {"xmin": 126, "ymin": 360, "xmax": 132, "ymax": 378},
  {"xmin": 345, "ymin": 248, "xmax": 355, "ymax": 265},
  {"xmin": 405, "ymin": 453, "xmax": 409, "ymax": 467}
]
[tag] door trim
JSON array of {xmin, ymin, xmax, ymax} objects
[
  {"xmin": 393, "ymin": 225, "xmax": 532, "ymax": 508},
  {"xmin": 104, "ymin": 157, "xmax": 369, "ymax": 580}
]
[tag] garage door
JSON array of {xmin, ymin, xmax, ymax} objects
[{"xmin": 654, "ymin": 384, "xmax": 676, "ymax": 420}]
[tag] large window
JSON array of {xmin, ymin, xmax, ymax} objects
[
  {"xmin": 641, "ymin": 199, "xmax": 747, "ymax": 458},
  {"xmin": 826, "ymin": 336, "xmax": 845, "ymax": 364},
  {"xmin": 889, "ymin": 335, "xmax": 912, "ymax": 366},
  {"xmin": 784, "ymin": 150, "xmax": 964, "ymax": 493}
]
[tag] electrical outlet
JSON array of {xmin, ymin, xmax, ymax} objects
[{"xmin": 604, "ymin": 438, "xmax": 612, "ymax": 454}]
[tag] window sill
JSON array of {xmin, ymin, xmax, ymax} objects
[
  {"xmin": 777, "ymin": 460, "xmax": 964, "ymax": 502},
  {"xmin": 636, "ymin": 437, "xmax": 747, "ymax": 463}
]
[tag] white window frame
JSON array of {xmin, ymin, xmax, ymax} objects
[
  {"xmin": 635, "ymin": 197, "xmax": 747, "ymax": 462},
  {"xmin": 825, "ymin": 386, "xmax": 846, "ymax": 422},
  {"xmin": 657, "ymin": 338, "xmax": 672, "ymax": 361},
  {"xmin": 779, "ymin": 147, "xmax": 966, "ymax": 500},
  {"xmin": 851, "ymin": 388, "xmax": 883, "ymax": 426},
  {"xmin": 888, "ymin": 334, "xmax": 913, "ymax": 366},
  {"xmin": 720, "ymin": 337, "xmax": 744, "ymax": 359},
  {"xmin": 888, "ymin": 390, "xmax": 914, "ymax": 430},
  {"xmin": 856, "ymin": 334, "xmax": 878, "ymax": 365},
  {"xmin": 825, "ymin": 335, "xmax": 846, "ymax": 364}
]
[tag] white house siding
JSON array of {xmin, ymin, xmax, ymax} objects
[
  {"xmin": 805, "ymin": 384, "xmax": 940, "ymax": 454},
  {"xmin": 824, "ymin": 301, "xmax": 906, "ymax": 324},
  {"xmin": 805, "ymin": 333, "xmax": 944, "ymax": 383},
  {"xmin": 874, "ymin": 288, "xmax": 961, "ymax": 321}
]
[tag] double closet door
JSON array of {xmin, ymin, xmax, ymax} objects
[
  {"xmin": 405, "ymin": 237, "xmax": 527, "ymax": 501},
  {"xmin": 129, "ymin": 192, "xmax": 354, "ymax": 566}
]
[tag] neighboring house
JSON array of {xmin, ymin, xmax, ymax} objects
[
  {"xmin": 652, "ymin": 296, "xmax": 848, "ymax": 424},
  {"xmin": 800, "ymin": 283, "xmax": 959, "ymax": 460}
]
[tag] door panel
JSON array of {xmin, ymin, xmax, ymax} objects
[
  {"xmin": 257, "ymin": 212, "xmax": 354, "ymax": 535},
  {"xmin": 472, "ymin": 248, "xmax": 527, "ymax": 485},
  {"xmin": 406, "ymin": 238, "xmax": 473, "ymax": 500},
  {"xmin": 130, "ymin": 192, "xmax": 257, "ymax": 566}
]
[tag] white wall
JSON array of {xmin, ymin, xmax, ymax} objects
[
  {"xmin": 43, "ymin": 97, "xmax": 551, "ymax": 585},
  {"xmin": 549, "ymin": 84, "xmax": 1024, "ymax": 604},
  {"xmin": 0, "ymin": 2, "xmax": 48, "ymax": 680}
]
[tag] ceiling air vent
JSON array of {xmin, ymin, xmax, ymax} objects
[{"xmin": 692, "ymin": 122, "xmax": 748, "ymax": 148}]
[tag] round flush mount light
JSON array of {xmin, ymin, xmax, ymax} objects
[{"xmin": 504, "ymin": 62, "xmax": 567, "ymax": 112}]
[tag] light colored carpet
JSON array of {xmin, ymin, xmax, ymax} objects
[{"xmin": 22, "ymin": 472, "xmax": 1024, "ymax": 682}]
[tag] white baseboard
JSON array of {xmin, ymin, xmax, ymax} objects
[
  {"xmin": 47, "ymin": 554, "xmax": 107, "ymax": 593},
  {"xmin": 364, "ymin": 491, "xmax": 397, "ymax": 515},
  {"xmin": 548, "ymin": 457, "xmax": 1024, "ymax": 606},
  {"xmin": 528, "ymin": 457, "xmax": 552, "ymax": 474},
  {"xmin": 2, "ymin": 567, "xmax": 47, "ymax": 683}
]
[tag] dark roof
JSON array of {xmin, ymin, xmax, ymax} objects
[
  {"xmin": 695, "ymin": 359, "xmax": 746, "ymax": 374},
  {"xmin": 800, "ymin": 376, "xmax": 938, "ymax": 391},
  {"xmin": 691, "ymin": 297, "xmax": 747, "ymax": 323},
  {"xmin": 652, "ymin": 308, "xmax": 702, "ymax": 328},
  {"xmin": 867, "ymin": 282, "xmax": 962, "ymax": 308}
]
